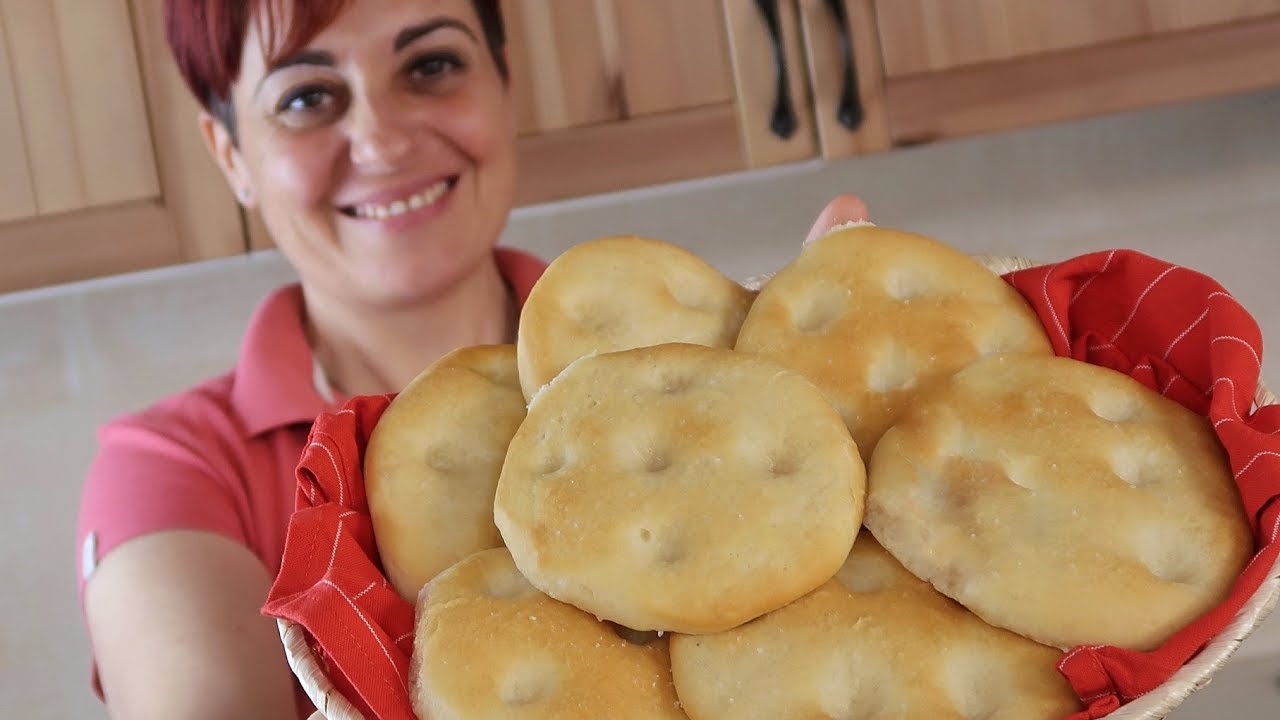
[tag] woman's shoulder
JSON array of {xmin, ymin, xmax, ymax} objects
[{"xmin": 96, "ymin": 371, "xmax": 249, "ymax": 463}]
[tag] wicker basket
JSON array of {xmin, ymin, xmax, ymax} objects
[{"xmin": 280, "ymin": 255, "xmax": 1280, "ymax": 720}]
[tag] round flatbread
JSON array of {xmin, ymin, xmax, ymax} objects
[
  {"xmin": 865, "ymin": 353, "xmax": 1254, "ymax": 651},
  {"xmin": 495, "ymin": 342, "xmax": 864, "ymax": 634},
  {"xmin": 735, "ymin": 224, "xmax": 1052, "ymax": 462},
  {"xmin": 516, "ymin": 235, "xmax": 755, "ymax": 401},
  {"xmin": 669, "ymin": 532, "xmax": 1082, "ymax": 720},
  {"xmin": 411, "ymin": 548, "xmax": 688, "ymax": 720},
  {"xmin": 365, "ymin": 344, "xmax": 526, "ymax": 602}
]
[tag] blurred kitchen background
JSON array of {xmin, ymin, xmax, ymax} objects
[{"xmin": 2, "ymin": 1, "xmax": 1279, "ymax": 717}]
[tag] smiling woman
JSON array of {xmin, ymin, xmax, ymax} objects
[
  {"xmin": 72, "ymin": 2, "xmax": 542, "ymax": 719},
  {"xmin": 71, "ymin": 1, "xmax": 870, "ymax": 717}
]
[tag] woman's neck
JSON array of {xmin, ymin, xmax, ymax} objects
[{"xmin": 302, "ymin": 258, "xmax": 516, "ymax": 398}]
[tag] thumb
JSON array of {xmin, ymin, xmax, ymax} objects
[{"xmin": 803, "ymin": 194, "xmax": 871, "ymax": 246}]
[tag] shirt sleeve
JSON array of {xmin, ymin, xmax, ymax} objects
[{"xmin": 76, "ymin": 405, "xmax": 249, "ymax": 597}]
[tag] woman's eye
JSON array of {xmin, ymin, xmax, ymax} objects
[
  {"xmin": 273, "ymin": 84, "xmax": 347, "ymax": 128},
  {"xmin": 278, "ymin": 87, "xmax": 333, "ymax": 113},
  {"xmin": 407, "ymin": 53, "xmax": 463, "ymax": 84}
]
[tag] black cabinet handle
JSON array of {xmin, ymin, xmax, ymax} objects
[
  {"xmin": 826, "ymin": 0, "xmax": 864, "ymax": 130},
  {"xmin": 754, "ymin": 0, "xmax": 799, "ymax": 139}
]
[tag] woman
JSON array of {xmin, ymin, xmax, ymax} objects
[{"xmin": 75, "ymin": 0, "xmax": 869, "ymax": 717}]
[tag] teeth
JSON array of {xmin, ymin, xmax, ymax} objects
[{"xmin": 351, "ymin": 179, "xmax": 450, "ymax": 219}]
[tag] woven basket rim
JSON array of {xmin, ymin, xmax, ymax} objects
[{"xmin": 282, "ymin": 254, "xmax": 1280, "ymax": 720}]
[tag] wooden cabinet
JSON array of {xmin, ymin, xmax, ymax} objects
[
  {"xmin": 507, "ymin": 0, "xmax": 894, "ymax": 206},
  {"xmin": 509, "ymin": 0, "xmax": 1280, "ymax": 206},
  {"xmin": 720, "ymin": 0, "xmax": 819, "ymax": 169},
  {"xmin": 4, "ymin": 2, "xmax": 1279, "ymax": 292},
  {"xmin": 0, "ymin": 0, "xmax": 244, "ymax": 295},
  {"xmin": 507, "ymin": 0, "xmax": 746, "ymax": 206},
  {"xmin": 874, "ymin": 0, "xmax": 1280, "ymax": 144},
  {"xmin": 877, "ymin": 0, "xmax": 1280, "ymax": 75},
  {"xmin": 795, "ymin": 0, "xmax": 892, "ymax": 160}
]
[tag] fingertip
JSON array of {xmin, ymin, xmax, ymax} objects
[{"xmin": 804, "ymin": 194, "xmax": 872, "ymax": 246}]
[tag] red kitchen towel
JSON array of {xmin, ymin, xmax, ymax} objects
[{"xmin": 263, "ymin": 249, "xmax": 1280, "ymax": 720}]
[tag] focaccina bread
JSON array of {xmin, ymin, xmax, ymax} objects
[
  {"xmin": 495, "ymin": 342, "xmax": 864, "ymax": 634},
  {"xmin": 669, "ymin": 532, "xmax": 1082, "ymax": 720},
  {"xmin": 410, "ymin": 548, "xmax": 688, "ymax": 720},
  {"xmin": 865, "ymin": 353, "xmax": 1253, "ymax": 651},
  {"xmin": 516, "ymin": 235, "xmax": 754, "ymax": 401},
  {"xmin": 365, "ymin": 344, "xmax": 526, "ymax": 602},
  {"xmin": 735, "ymin": 224, "xmax": 1053, "ymax": 462}
]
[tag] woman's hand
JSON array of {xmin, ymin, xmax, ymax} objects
[{"xmin": 803, "ymin": 194, "xmax": 871, "ymax": 246}]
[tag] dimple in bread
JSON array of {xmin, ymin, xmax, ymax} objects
[
  {"xmin": 516, "ymin": 235, "xmax": 755, "ymax": 401},
  {"xmin": 364, "ymin": 344, "xmax": 527, "ymax": 603},
  {"xmin": 495, "ymin": 342, "xmax": 864, "ymax": 634},
  {"xmin": 668, "ymin": 531, "xmax": 1082, "ymax": 720},
  {"xmin": 865, "ymin": 353, "xmax": 1254, "ymax": 651},
  {"xmin": 734, "ymin": 224, "xmax": 1052, "ymax": 462},
  {"xmin": 410, "ymin": 548, "xmax": 689, "ymax": 720}
]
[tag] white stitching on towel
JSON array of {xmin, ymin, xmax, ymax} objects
[
  {"xmin": 1111, "ymin": 267, "xmax": 1178, "ymax": 343},
  {"xmin": 1070, "ymin": 250, "xmax": 1116, "ymax": 307},
  {"xmin": 1234, "ymin": 451, "xmax": 1280, "ymax": 480},
  {"xmin": 309, "ymin": 440, "xmax": 346, "ymax": 506},
  {"xmin": 1042, "ymin": 268, "xmax": 1070, "ymax": 348},
  {"xmin": 322, "ymin": 579, "xmax": 409, "ymax": 693},
  {"xmin": 1163, "ymin": 307, "xmax": 1209, "ymax": 360},
  {"xmin": 1210, "ymin": 335, "xmax": 1263, "ymax": 368}
]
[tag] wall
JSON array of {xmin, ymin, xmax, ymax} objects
[{"xmin": 2, "ymin": 88, "xmax": 1278, "ymax": 718}]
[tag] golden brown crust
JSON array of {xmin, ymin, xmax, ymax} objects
[
  {"xmin": 365, "ymin": 344, "xmax": 526, "ymax": 602},
  {"xmin": 865, "ymin": 353, "xmax": 1254, "ymax": 651},
  {"xmin": 410, "ymin": 548, "xmax": 689, "ymax": 720},
  {"xmin": 669, "ymin": 532, "xmax": 1081, "ymax": 720},
  {"xmin": 516, "ymin": 236, "xmax": 755, "ymax": 401},
  {"xmin": 735, "ymin": 225, "xmax": 1052, "ymax": 462},
  {"xmin": 495, "ymin": 342, "xmax": 864, "ymax": 634}
]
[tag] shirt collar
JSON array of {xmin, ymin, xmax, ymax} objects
[
  {"xmin": 230, "ymin": 247, "xmax": 547, "ymax": 436},
  {"xmin": 231, "ymin": 284, "xmax": 328, "ymax": 436}
]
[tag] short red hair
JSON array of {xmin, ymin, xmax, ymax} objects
[
  {"xmin": 165, "ymin": 0, "xmax": 346, "ymax": 109},
  {"xmin": 164, "ymin": 0, "xmax": 507, "ymax": 113}
]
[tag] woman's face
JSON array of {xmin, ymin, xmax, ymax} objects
[{"xmin": 214, "ymin": 0, "xmax": 516, "ymax": 308}]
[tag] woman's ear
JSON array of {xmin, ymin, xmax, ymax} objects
[{"xmin": 199, "ymin": 110, "xmax": 255, "ymax": 208}]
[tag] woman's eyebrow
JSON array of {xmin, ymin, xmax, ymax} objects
[
  {"xmin": 256, "ymin": 49, "xmax": 336, "ymax": 94},
  {"xmin": 394, "ymin": 18, "xmax": 478, "ymax": 52}
]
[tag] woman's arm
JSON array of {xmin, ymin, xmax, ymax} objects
[{"xmin": 84, "ymin": 530, "xmax": 299, "ymax": 720}]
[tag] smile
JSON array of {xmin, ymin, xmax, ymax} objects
[{"xmin": 340, "ymin": 178, "xmax": 456, "ymax": 220}]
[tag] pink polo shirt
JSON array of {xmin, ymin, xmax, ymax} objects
[{"xmin": 75, "ymin": 247, "xmax": 546, "ymax": 714}]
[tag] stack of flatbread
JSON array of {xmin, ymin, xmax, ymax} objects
[{"xmin": 363, "ymin": 225, "xmax": 1253, "ymax": 720}]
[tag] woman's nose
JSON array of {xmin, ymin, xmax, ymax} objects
[{"xmin": 347, "ymin": 94, "xmax": 416, "ymax": 172}]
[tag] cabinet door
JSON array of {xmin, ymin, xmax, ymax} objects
[
  {"xmin": 875, "ymin": 0, "xmax": 1153, "ymax": 77},
  {"xmin": 1145, "ymin": 0, "xmax": 1280, "ymax": 33},
  {"xmin": 722, "ymin": 0, "xmax": 818, "ymax": 168},
  {"xmin": 875, "ymin": 0, "xmax": 1280, "ymax": 78},
  {"xmin": 796, "ymin": 0, "xmax": 891, "ymax": 160},
  {"xmin": 509, "ymin": 0, "xmax": 751, "ymax": 206},
  {"xmin": 505, "ymin": 0, "xmax": 621, "ymax": 135},
  {"xmin": 611, "ymin": 0, "xmax": 736, "ymax": 119},
  {"xmin": 876, "ymin": 0, "xmax": 1280, "ymax": 145},
  {"xmin": 0, "ymin": 0, "xmax": 244, "ymax": 294},
  {"xmin": 0, "ymin": 14, "xmax": 35, "ymax": 223}
]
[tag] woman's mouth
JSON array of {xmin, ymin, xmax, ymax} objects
[{"xmin": 339, "ymin": 177, "xmax": 458, "ymax": 220}]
